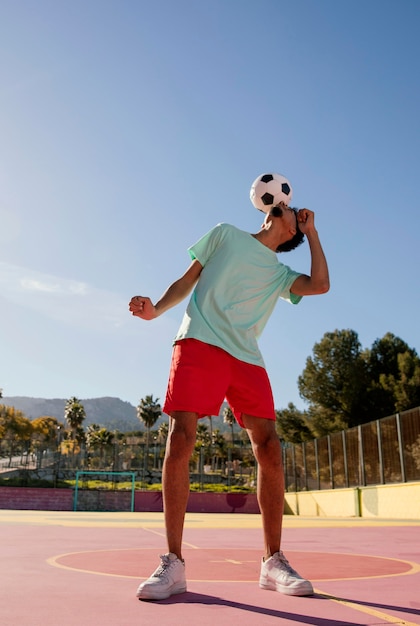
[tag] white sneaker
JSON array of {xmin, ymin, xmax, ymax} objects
[
  {"xmin": 259, "ymin": 551, "xmax": 314, "ymax": 596},
  {"xmin": 136, "ymin": 553, "xmax": 187, "ymax": 600}
]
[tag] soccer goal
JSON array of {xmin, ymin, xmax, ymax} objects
[{"xmin": 73, "ymin": 471, "xmax": 136, "ymax": 512}]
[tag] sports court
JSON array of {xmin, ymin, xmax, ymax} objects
[{"xmin": 1, "ymin": 510, "xmax": 419, "ymax": 626}]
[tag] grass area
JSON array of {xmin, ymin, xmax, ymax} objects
[{"xmin": 0, "ymin": 476, "xmax": 255, "ymax": 493}]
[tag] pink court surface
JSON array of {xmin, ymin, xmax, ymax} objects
[{"xmin": 1, "ymin": 510, "xmax": 420, "ymax": 626}]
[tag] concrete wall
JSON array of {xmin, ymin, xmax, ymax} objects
[
  {"xmin": 1, "ymin": 483, "xmax": 419, "ymax": 517},
  {"xmin": 0, "ymin": 487, "xmax": 259, "ymax": 514},
  {"xmin": 0, "ymin": 487, "xmax": 73, "ymax": 511},
  {"xmin": 284, "ymin": 481, "xmax": 420, "ymax": 519},
  {"xmin": 359, "ymin": 483, "xmax": 420, "ymax": 519},
  {"xmin": 135, "ymin": 491, "xmax": 260, "ymax": 514},
  {"xmin": 285, "ymin": 487, "xmax": 360, "ymax": 517}
]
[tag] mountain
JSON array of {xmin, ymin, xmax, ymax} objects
[
  {"xmin": 1, "ymin": 396, "xmax": 232, "ymax": 434},
  {"xmin": 2, "ymin": 396, "xmax": 142, "ymax": 432}
]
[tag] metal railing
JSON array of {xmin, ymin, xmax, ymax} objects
[
  {"xmin": 282, "ymin": 406, "xmax": 420, "ymax": 492},
  {"xmin": 1, "ymin": 407, "xmax": 419, "ymax": 492}
]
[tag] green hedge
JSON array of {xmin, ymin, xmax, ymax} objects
[{"xmin": 0, "ymin": 476, "xmax": 255, "ymax": 493}]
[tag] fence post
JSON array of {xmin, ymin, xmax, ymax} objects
[
  {"xmin": 376, "ymin": 419, "xmax": 385, "ymax": 484},
  {"xmin": 395, "ymin": 413, "xmax": 406, "ymax": 483},
  {"xmin": 302, "ymin": 442, "xmax": 308, "ymax": 491},
  {"xmin": 292, "ymin": 445, "xmax": 297, "ymax": 492},
  {"xmin": 314, "ymin": 439, "xmax": 320, "ymax": 490},
  {"xmin": 282, "ymin": 444, "xmax": 288, "ymax": 491},
  {"xmin": 327, "ymin": 435, "xmax": 334, "ymax": 489},
  {"xmin": 358, "ymin": 425, "xmax": 366, "ymax": 486},
  {"xmin": 342, "ymin": 430, "xmax": 349, "ymax": 488}
]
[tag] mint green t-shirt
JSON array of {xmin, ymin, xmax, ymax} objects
[{"xmin": 174, "ymin": 223, "xmax": 302, "ymax": 367}]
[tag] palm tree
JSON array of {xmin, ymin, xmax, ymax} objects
[
  {"xmin": 137, "ymin": 394, "xmax": 162, "ymax": 470},
  {"xmin": 157, "ymin": 421, "xmax": 169, "ymax": 457},
  {"xmin": 196, "ymin": 422, "xmax": 211, "ymax": 467},
  {"xmin": 86, "ymin": 424, "xmax": 114, "ymax": 468},
  {"xmin": 223, "ymin": 405, "xmax": 236, "ymax": 446},
  {"xmin": 211, "ymin": 428, "xmax": 227, "ymax": 471},
  {"xmin": 64, "ymin": 397, "xmax": 86, "ymax": 461},
  {"xmin": 157, "ymin": 421, "xmax": 169, "ymax": 445},
  {"xmin": 64, "ymin": 396, "xmax": 86, "ymax": 435},
  {"xmin": 196, "ymin": 422, "xmax": 211, "ymax": 446}
]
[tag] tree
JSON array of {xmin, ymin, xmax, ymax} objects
[
  {"xmin": 137, "ymin": 394, "xmax": 162, "ymax": 467},
  {"xmin": 298, "ymin": 329, "xmax": 420, "ymax": 435},
  {"xmin": 0, "ymin": 405, "xmax": 33, "ymax": 466},
  {"xmin": 32, "ymin": 416, "xmax": 61, "ymax": 444},
  {"xmin": 364, "ymin": 333, "xmax": 420, "ymax": 415},
  {"xmin": 223, "ymin": 405, "xmax": 235, "ymax": 446},
  {"xmin": 31, "ymin": 416, "xmax": 62, "ymax": 466},
  {"xmin": 196, "ymin": 422, "xmax": 210, "ymax": 446},
  {"xmin": 64, "ymin": 397, "xmax": 86, "ymax": 439},
  {"xmin": 298, "ymin": 329, "xmax": 368, "ymax": 431},
  {"xmin": 275, "ymin": 403, "xmax": 313, "ymax": 443},
  {"xmin": 137, "ymin": 394, "xmax": 162, "ymax": 437},
  {"xmin": 211, "ymin": 428, "xmax": 227, "ymax": 470},
  {"xmin": 195, "ymin": 422, "xmax": 211, "ymax": 464},
  {"xmin": 157, "ymin": 421, "xmax": 169, "ymax": 445},
  {"xmin": 86, "ymin": 424, "xmax": 114, "ymax": 467},
  {"xmin": 63, "ymin": 397, "xmax": 86, "ymax": 462}
]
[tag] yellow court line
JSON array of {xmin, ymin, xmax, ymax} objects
[
  {"xmin": 46, "ymin": 552, "xmax": 136, "ymax": 579},
  {"xmin": 316, "ymin": 591, "xmax": 420, "ymax": 626},
  {"xmin": 46, "ymin": 544, "xmax": 420, "ymax": 584},
  {"xmin": 44, "ymin": 550, "xmax": 420, "ymax": 626},
  {"xmin": 1, "ymin": 509, "xmax": 420, "ymax": 529},
  {"xmin": 139, "ymin": 525, "xmax": 200, "ymax": 549}
]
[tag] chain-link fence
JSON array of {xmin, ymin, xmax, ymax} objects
[
  {"xmin": 0, "ymin": 435, "xmax": 258, "ymax": 490},
  {"xmin": 1, "ymin": 407, "xmax": 419, "ymax": 492},
  {"xmin": 283, "ymin": 406, "xmax": 420, "ymax": 492}
]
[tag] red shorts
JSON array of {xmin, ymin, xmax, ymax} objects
[{"xmin": 163, "ymin": 339, "xmax": 275, "ymax": 428}]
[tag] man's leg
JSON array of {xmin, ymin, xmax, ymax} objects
[
  {"xmin": 242, "ymin": 414, "xmax": 284, "ymax": 558},
  {"xmin": 136, "ymin": 411, "xmax": 197, "ymax": 600},
  {"xmin": 162, "ymin": 411, "xmax": 198, "ymax": 560},
  {"xmin": 242, "ymin": 414, "xmax": 313, "ymax": 596}
]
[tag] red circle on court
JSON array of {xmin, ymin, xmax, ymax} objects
[{"xmin": 53, "ymin": 549, "xmax": 414, "ymax": 582}]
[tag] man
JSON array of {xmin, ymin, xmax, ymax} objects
[{"xmin": 129, "ymin": 202, "xmax": 329, "ymax": 600}]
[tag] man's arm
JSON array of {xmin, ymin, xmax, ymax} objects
[
  {"xmin": 129, "ymin": 259, "xmax": 203, "ymax": 320},
  {"xmin": 290, "ymin": 209, "xmax": 330, "ymax": 297}
]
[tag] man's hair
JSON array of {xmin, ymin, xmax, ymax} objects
[{"xmin": 271, "ymin": 206, "xmax": 305, "ymax": 253}]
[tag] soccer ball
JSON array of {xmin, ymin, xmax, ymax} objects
[{"xmin": 250, "ymin": 172, "xmax": 293, "ymax": 213}]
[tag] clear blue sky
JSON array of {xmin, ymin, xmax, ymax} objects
[{"xmin": 1, "ymin": 0, "xmax": 419, "ymax": 412}]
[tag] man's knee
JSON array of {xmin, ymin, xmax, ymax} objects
[
  {"xmin": 166, "ymin": 412, "xmax": 198, "ymax": 458},
  {"xmin": 243, "ymin": 418, "xmax": 281, "ymax": 465}
]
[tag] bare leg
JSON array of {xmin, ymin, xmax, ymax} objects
[
  {"xmin": 242, "ymin": 415, "xmax": 284, "ymax": 559},
  {"xmin": 162, "ymin": 411, "xmax": 198, "ymax": 560}
]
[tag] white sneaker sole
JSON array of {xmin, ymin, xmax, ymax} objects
[
  {"xmin": 259, "ymin": 579, "xmax": 314, "ymax": 596},
  {"xmin": 137, "ymin": 582, "xmax": 187, "ymax": 601}
]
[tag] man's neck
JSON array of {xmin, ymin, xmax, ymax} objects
[{"xmin": 252, "ymin": 225, "xmax": 280, "ymax": 252}]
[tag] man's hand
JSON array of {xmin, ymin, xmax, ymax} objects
[
  {"xmin": 129, "ymin": 296, "xmax": 157, "ymax": 320},
  {"xmin": 129, "ymin": 260, "xmax": 203, "ymax": 322},
  {"xmin": 296, "ymin": 208, "xmax": 316, "ymax": 235},
  {"xmin": 290, "ymin": 208, "xmax": 330, "ymax": 296}
]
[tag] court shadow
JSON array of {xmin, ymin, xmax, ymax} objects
[
  {"xmin": 318, "ymin": 593, "xmax": 420, "ymax": 619},
  {"xmin": 147, "ymin": 591, "xmax": 364, "ymax": 626}
]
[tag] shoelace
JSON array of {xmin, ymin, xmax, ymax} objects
[
  {"xmin": 153, "ymin": 554, "xmax": 173, "ymax": 579},
  {"xmin": 275, "ymin": 551, "xmax": 300, "ymax": 577}
]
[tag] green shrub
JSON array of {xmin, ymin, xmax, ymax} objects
[{"xmin": 0, "ymin": 477, "xmax": 255, "ymax": 493}]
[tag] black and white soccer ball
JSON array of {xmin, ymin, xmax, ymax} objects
[{"xmin": 250, "ymin": 172, "xmax": 293, "ymax": 213}]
